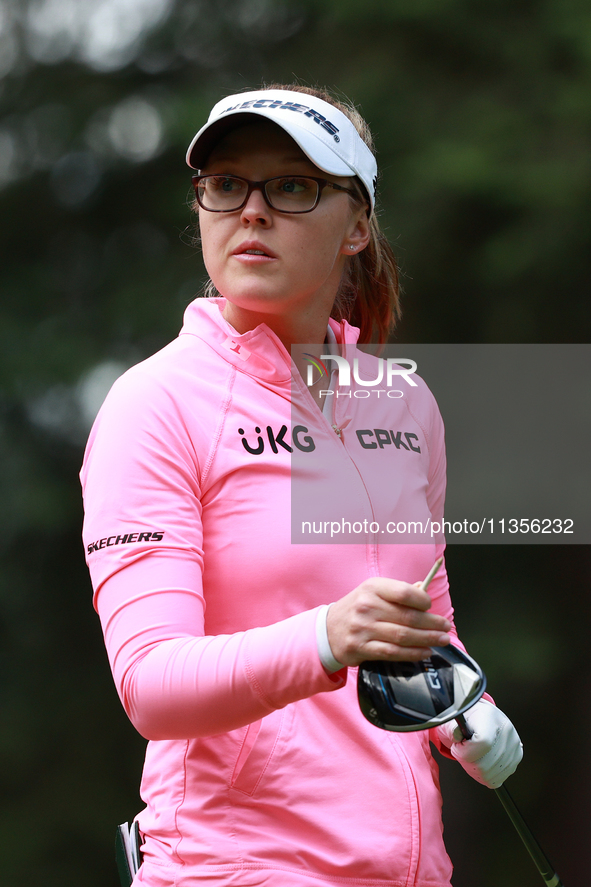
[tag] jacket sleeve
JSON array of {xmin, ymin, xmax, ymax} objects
[{"xmin": 80, "ymin": 364, "xmax": 346, "ymax": 742}]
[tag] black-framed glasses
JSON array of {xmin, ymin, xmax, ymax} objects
[{"xmin": 191, "ymin": 174, "xmax": 359, "ymax": 214}]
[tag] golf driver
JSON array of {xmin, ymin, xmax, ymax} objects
[
  {"xmin": 357, "ymin": 643, "xmax": 487, "ymax": 732},
  {"xmin": 357, "ymin": 560, "xmax": 565, "ymax": 887}
]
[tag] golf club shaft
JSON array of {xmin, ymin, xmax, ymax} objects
[{"xmin": 456, "ymin": 715, "xmax": 565, "ymax": 887}]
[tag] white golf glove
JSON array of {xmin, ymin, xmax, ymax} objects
[{"xmin": 435, "ymin": 699, "xmax": 523, "ymax": 789}]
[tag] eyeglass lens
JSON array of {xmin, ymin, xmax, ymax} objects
[{"xmin": 196, "ymin": 176, "xmax": 320, "ymax": 212}]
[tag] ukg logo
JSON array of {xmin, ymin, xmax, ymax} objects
[{"xmin": 305, "ymin": 354, "xmax": 418, "ymax": 399}]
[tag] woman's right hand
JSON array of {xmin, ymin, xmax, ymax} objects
[{"xmin": 326, "ymin": 577, "xmax": 452, "ymax": 667}]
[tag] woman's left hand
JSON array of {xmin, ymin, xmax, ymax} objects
[{"xmin": 435, "ymin": 699, "xmax": 523, "ymax": 788}]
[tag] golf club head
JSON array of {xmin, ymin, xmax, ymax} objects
[{"xmin": 358, "ymin": 644, "xmax": 487, "ymax": 732}]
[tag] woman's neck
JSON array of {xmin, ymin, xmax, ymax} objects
[{"xmin": 221, "ymin": 301, "xmax": 331, "ymax": 352}]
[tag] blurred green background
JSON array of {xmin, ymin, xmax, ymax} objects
[{"xmin": 0, "ymin": 0, "xmax": 589, "ymax": 884}]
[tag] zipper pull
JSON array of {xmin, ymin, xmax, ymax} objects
[{"xmin": 332, "ymin": 424, "xmax": 343, "ymax": 438}]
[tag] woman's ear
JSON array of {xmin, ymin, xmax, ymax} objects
[{"xmin": 341, "ymin": 208, "xmax": 371, "ymax": 256}]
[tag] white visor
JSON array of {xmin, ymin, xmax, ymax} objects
[{"xmin": 186, "ymin": 89, "xmax": 377, "ymax": 213}]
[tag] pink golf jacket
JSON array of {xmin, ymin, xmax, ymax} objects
[{"xmin": 81, "ymin": 297, "xmax": 463, "ymax": 887}]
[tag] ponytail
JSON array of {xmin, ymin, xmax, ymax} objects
[{"xmin": 334, "ymin": 214, "xmax": 400, "ymax": 346}]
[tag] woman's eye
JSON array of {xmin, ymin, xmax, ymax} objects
[
  {"xmin": 277, "ymin": 178, "xmax": 309, "ymax": 194},
  {"xmin": 210, "ymin": 177, "xmax": 239, "ymax": 192}
]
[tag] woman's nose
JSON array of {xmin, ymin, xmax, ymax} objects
[{"xmin": 240, "ymin": 186, "xmax": 272, "ymax": 226}]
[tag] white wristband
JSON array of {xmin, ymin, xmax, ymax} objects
[{"xmin": 315, "ymin": 604, "xmax": 346, "ymax": 673}]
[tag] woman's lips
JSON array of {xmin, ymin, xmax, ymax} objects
[{"xmin": 232, "ymin": 241, "xmax": 277, "ymax": 262}]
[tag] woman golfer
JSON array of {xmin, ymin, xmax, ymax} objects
[{"xmin": 81, "ymin": 84, "xmax": 522, "ymax": 887}]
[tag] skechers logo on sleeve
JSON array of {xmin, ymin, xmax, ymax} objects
[
  {"xmin": 220, "ymin": 100, "xmax": 340, "ymax": 141},
  {"xmin": 238, "ymin": 425, "xmax": 315, "ymax": 455},
  {"xmin": 87, "ymin": 531, "xmax": 165, "ymax": 555}
]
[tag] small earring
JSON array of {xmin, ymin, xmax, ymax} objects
[{"xmin": 349, "ymin": 245, "xmax": 356, "ymax": 251}]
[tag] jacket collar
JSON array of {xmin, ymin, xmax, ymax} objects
[{"xmin": 180, "ymin": 297, "xmax": 360, "ymax": 385}]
